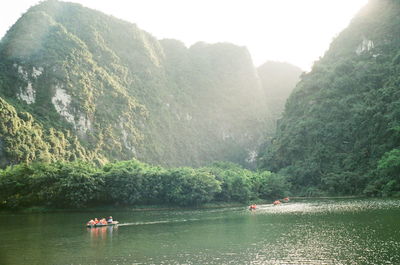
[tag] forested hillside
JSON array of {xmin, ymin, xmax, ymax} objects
[
  {"xmin": 0, "ymin": 0, "xmax": 295, "ymax": 168},
  {"xmin": 259, "ymin": 0, "xmax": 400, "ymax": 197},
  {"xmin": 0, "ymin": 96, "xmax": 106, "ymax": 167}
]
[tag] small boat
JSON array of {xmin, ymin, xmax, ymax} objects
[
  {"xmin": 86, "ymin": 221, "xmax": 119, "ymax": 228},
  {"xmin": 249, "ymin": 204, "xmax": 257, "ymax": 210}
]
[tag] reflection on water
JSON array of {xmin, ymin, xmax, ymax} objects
[
  {"xmin": 1, "ymin": 198, "xmax": 400, "ymax": 265},
  {"xmin": 87, "ymin": 225, "xmax": 118, "ymax": 242}
]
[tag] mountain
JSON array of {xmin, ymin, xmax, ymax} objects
[
  {"xmin": 257, "ymin": 61, "xmax": 302, "ymax": 125},
  {"xmin": 259, "ymin": 0, "xmax": 400, "ymax": 196},
  {"xmin": 0, "ymin": 0, "xmax": 287, "ymax": 168}
]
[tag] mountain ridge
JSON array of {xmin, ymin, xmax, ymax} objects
[{"xmin": 0, "ymin": 0, "xmax": 301, "ymax": 168}]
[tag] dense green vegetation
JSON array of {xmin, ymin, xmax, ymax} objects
[
  {"xmin": 259, "ymin": 0, "xmax": 400, "ymax": 197},
  {"xmin": 0, "ymin": 160, "xmax": 290, "ymax": 209},
  {"xmin": 0, "ymin": 96, "xmax": 105, "ymax": 167}
]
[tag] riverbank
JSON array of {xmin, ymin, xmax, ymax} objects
[
  {"xmin": 3, "ymin": 197, "xmax": 387, "ymax": 213},
  {"xmin": 0, "ymin": 201, "xmax": 256, "ymax": 214},
  {"xmin": 290, "ymin": 196, "xmax": 364, "ymax": 199}
]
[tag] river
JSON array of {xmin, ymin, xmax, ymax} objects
[{"xmin": 1, "ymin": 198, "xmax": 399, "ymax": 264}]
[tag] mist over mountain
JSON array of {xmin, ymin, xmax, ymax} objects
[
  {"xmin": 259, "ymin": 0, "xmax": 400, "ymax": 196},
  {"xmin": 257, "ymin": 61, "xmax": 302, "ymax": 124},
  {"xmin": 0, "ymin": 0, "xmax": 300, "ymax": 168}
]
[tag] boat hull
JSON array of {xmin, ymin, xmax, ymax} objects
[{"xmin": 86, "ymin": 221, "xmax": 119, "ymax": 228}]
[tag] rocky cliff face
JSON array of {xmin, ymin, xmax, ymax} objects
[{"xmin": 0, "ymin": 96, "xmax": 99, "ymax": 167}]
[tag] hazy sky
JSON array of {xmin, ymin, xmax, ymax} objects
[{"xmin": 0, "ymin": 0, "xmax": 368, "ymax": 70}]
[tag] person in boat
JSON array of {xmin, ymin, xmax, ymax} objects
[
  {"xmin": 94, "ymin": 218, "xmax": 99, "ymax": 224},
  {"xmin": 87, "ymin": 219, "xmax": 95, "ymax": 226},
  {"xmin": 107, "ymin": 216, "xmax": 113, "ymax": 223},
  {"xmin": 273, "ymin": 200, "xmax": 281, "ymax": 205},
  {"xmin": 100, "ymin": 218, "xmax": 107, "ymax": 225},
  {"xmin": 283, "ymin": 197, "xmax": 290, "ymax": 202},
  {"xmin": 249, "ymin": 204, "xmax": 257, "ymax": 210}
]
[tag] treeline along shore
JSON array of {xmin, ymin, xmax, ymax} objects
[{"xmin": 0, "ymin": 160, "xmax": 290, "ymax": 209}]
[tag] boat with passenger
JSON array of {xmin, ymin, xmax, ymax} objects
[
  {"xmin": 86, "ymin": 216, "xmax": 119, "ymax": 228},
  {"xmin": 249, "ymin": 204, "xmax": 257, "ymax": 210}
]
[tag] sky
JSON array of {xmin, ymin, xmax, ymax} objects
[{"xmin": 0, "ymin": 0, "xmax": 368, "ymax": 71}]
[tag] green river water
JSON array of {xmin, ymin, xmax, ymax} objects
[{"xmin": 1, "ymin": 198, "xmax": 400, "ymax": 265}]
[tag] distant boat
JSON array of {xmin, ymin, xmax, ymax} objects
[{"xmin": 249, "ymin": 204, "xmax": 257, "ymax": 210}]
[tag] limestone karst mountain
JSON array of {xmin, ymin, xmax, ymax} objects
[{"xmin": 0, "ymin": 0, "xmax": 299, "ymax": 168}]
